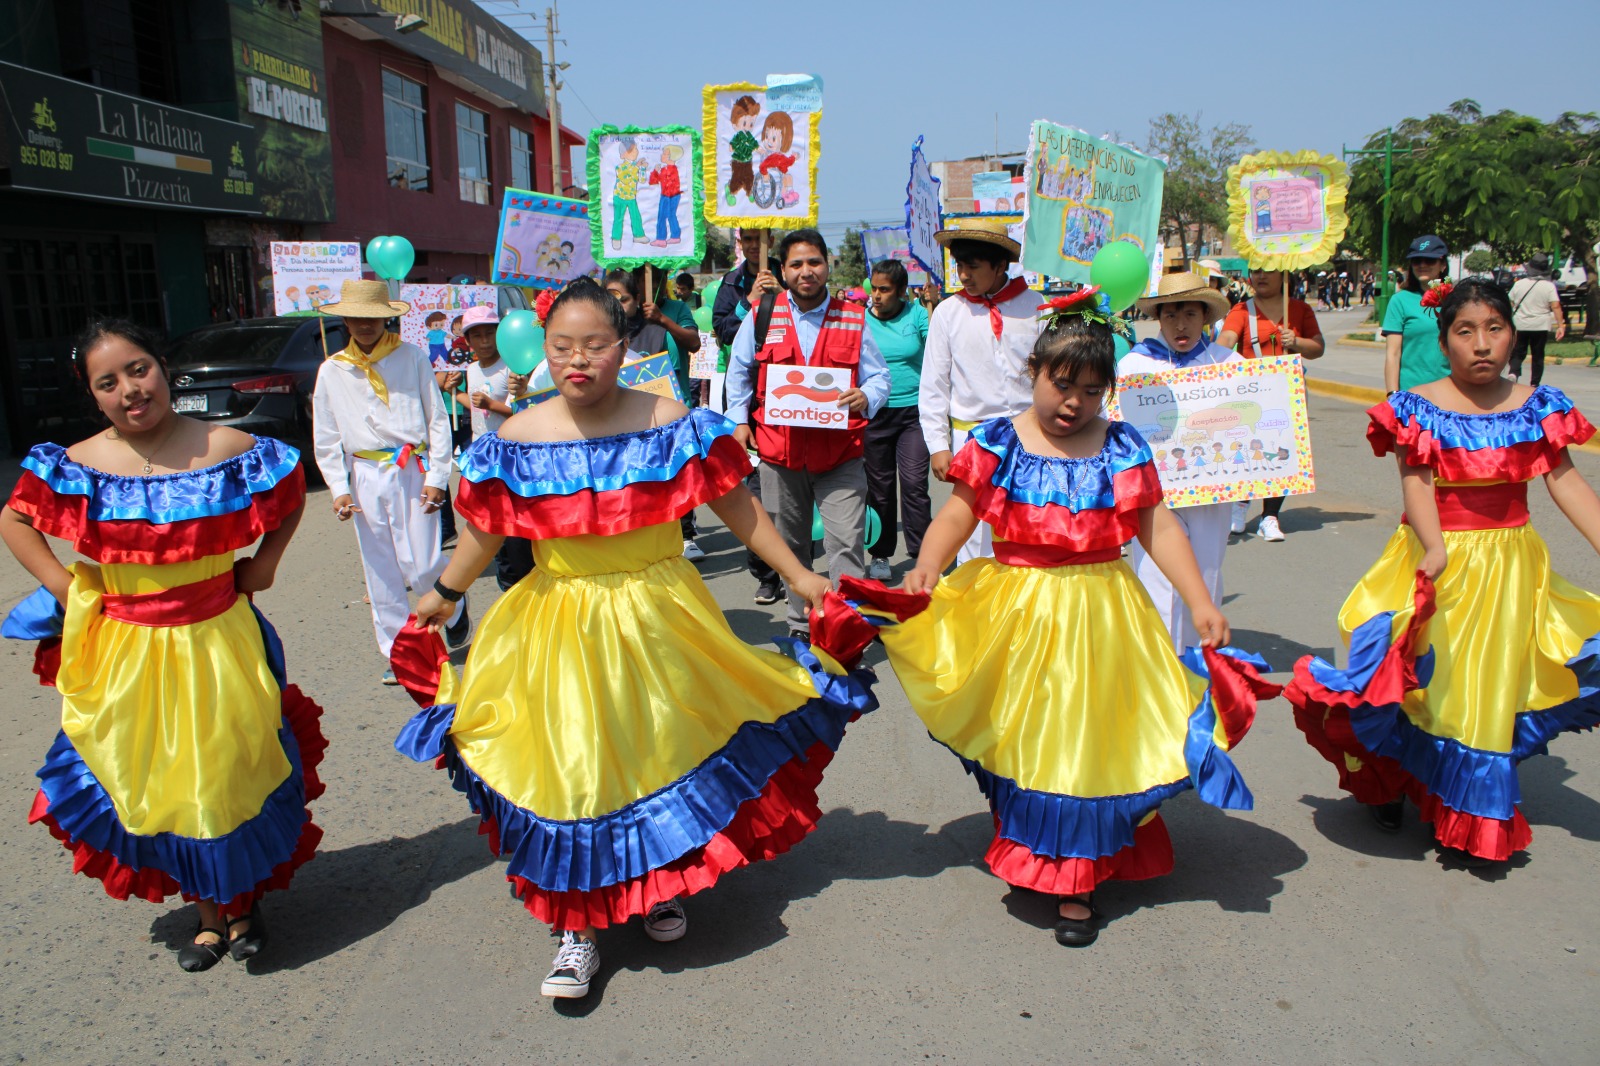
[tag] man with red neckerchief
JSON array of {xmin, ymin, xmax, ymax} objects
[{"xmin": 919, "ymin": 219, "xmax": 1042, "ymax": 562}]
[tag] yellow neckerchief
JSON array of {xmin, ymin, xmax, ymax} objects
[{"xmin": 330, "ymin": 332, "xmax": 403, "ymax": 404}]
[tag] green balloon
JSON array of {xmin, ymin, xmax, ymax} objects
[
  {"xmin": 692, "ymin": 305, "xmax": 713, "ymax": 332},
  {"xmin": 701, "ymin": 278, "xmax": 721, "ymax": 308},
  {"xmin": 496, "ymin": 310, "xmax": 544, "ymax": 375},
  {"xmin": 380, "ymin": 236, "xmax": 415, "ymax": 281},
  {"xmin": 1113, "ymin": 333, "xmax": 1133, "ymax": 360},
  {"xmin": 812, "ymin": 506, "xmax": 882, "ymax": 551},
  {"xmin": 1090, "ymin": 242, "xmax": 1149, "ymax": 312},
  {"xmin": 365, "ymin": 236, "xmax": 388, "ymax": 277}
]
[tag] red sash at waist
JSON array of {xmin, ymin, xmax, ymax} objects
[
  {"xmin": 101, "ymin": 571, "xmax": 240, "ymax": 627},
  {"xmin": 1432, "ymin": 482, "xmax": 1529, "ymax": 531},
  {"xmin": 994, "ymin": 542, "xmax": 1123, "ymax": 568}
]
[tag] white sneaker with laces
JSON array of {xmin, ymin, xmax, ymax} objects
[
  {"xmin": 541, "ymin": 931, "xmax": 599, "ymax": 999},
  {"xmin": 1230, "ymin": 501, "xmax": 1249, "ymax": 535},
  {"xmin": 867, "ymin": 558, "xmax": 892, "ymax": 582},
  {"xmin": 643, "ymin": 897, "xmax": 687, "ymax": 942},
  {"xmin": 682, "ymin": 539, "xmax": 706, "ymax": 562},
  {"xmin": 1258, "ymin": 515, "xmax": 1285, "ymax": 542}
]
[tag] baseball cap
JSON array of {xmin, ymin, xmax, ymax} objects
[
  {"xmin": 462, "ymin": 304, "xmax": 500, "ymax": 331},
  {"xmin": 1405, "ymin": 235, "xmax": 1448, "ymax": 260}
]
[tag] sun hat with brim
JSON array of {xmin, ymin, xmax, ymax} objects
[
  {"xmin": 1136, "ymin": 271, "xmax": 1231, "ymax": 321},
  {"xmin": 319, "ymin": 279, "xmax": 410, "ymax": 318},
  {"xmin": 934, "ymin": 218, "xmax": 1021, "ymax": 262}
]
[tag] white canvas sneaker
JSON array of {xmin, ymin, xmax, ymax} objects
[
  {"xmin": 1258, "ymin": 515, "xmax": 1286, "ymax": 542},
  {"xmin": 643, "ymin": 897, "xmax": 687, "ymax": 943},
  {"xmin": 682, "ymin": 539, "xmax": 706, "ymax": 562},
  {"xmin": 541, "ymin": 931, "xmax": 599, "ymax": 999},
  {"xmin": 1230, "ymin": 500, "xmax": 1249, "ymax": 535}
]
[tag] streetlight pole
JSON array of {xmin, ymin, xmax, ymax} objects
[
  {"xmin": 1343, "ymin": 128, "xmax": 1419, "ymax": 323},
  {"xmin": 544, "ymin": 4, "xmax": 563, "ymax": 194}
]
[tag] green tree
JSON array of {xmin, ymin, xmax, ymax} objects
[
  {"xmin": 1146, "ymin": 112, "xmax": 1255, "ymax": 267},
  {"xmin": 834, "ymin": 225, "xmax": 869, "ymax": 289},
  {"xmin": 1345, "ymin": 102, "xmax": 1600, "ymax": 332},
  {"xmin": 1463, "ymin": 249, "xmax": 1497, "ymax": 274}
]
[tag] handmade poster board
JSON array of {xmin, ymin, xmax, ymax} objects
[
  {"xmin": 587, "ymin": 124, "xmax": 705, "ymax": 270},
  {"xmin": 1226, "ymin": 150, "xmax": 1349, "ymax": 271},
  {"xmin": 513, "ymin": 351, "xmax": 685, "ymax": 409},
  {"xmin": 940, "ymin": 214, "xmax": 1042, "ymax": 293},
  {"xmin": 1022, "ymin": 120, "xmax": 1165, "ymax": 285},
  {"xmin": 493, "ymin": 190, "xmax": 598, "ymax": 289},
  {"xmin": 904, "ymin": 136, "xmax": 943, "ymax": 285},
  {"xmin": 702, "ymin": 81, "xmax": 820, "ymax": 229},
  {"xmin": 690, "ymin": 332, "xmax": 718, "ymax": 380},
  {"xmin": 397, "ymin": 284, "xmax": 496, "ymax": 363},
  {"xmin": 861, "ymin": 226, "xmax": 929, "ymax": 289},
  {"xmin": 270, "ymin": 241, "xmax": 362, "ymax": 316},
  {"xmin": 1108, "ymin": 356, "xmax": 1314, "ymax": 509}
]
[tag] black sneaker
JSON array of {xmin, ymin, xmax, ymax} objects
[
  {"xmin": 445, "ymin": 599, "xmax": 472, "ymax": 650},
  {"xmin": 788, "ymin": 628, "xmax": 811, "ymax": 643},
  {"xmin": 754, "ymin": 580, "xmax": 781, "ymax": 605},
  {"xmin": 1367, "ymin": 799, "xmax": 1403, "ymax": 833}
]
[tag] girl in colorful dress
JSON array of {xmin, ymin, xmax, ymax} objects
[
  {"xmin": 1287, "ymin": 279, "xmax": 1600, "ymax": 865},
  {"xmin": 828, "ymin": 290, "xmax": 1278, "ymax": 948},
  {"xmin": 0, "ymin": 319, "xmax": 325, "ymax": 972},
  {"xmin": 393, "ymin": 279, "xmax": 875, "ymax": 1001}
]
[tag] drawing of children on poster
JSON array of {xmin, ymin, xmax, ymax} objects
[
  {"xmin": 587, "ymin": 125, "xmax": 704, "ymax": 270},
  {"xmin": 1060, "ymin": 204, "xmax": 1113, "ymax": 264},
  {"xmin": 493, "ymin": 192, "xmax": 598, "ymax": 290},
  {"xmin": 703, "ymin": 83, "xmax": 819, "ymax": 229}
]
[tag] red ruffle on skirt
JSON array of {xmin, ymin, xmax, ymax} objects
[{"xmin": 984, "ymin": 815, "xmax": 1175, "ymax": 896}]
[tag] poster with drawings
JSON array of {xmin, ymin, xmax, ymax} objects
[
  {"xmin": 1108, "ymin": 356, "xmax": 1314, "ymax": 509},
  {"xmin": 397, "ymin": 284, "xmax": 496, "ymax": 365},
  {"xmin": 701, "ymin": 80, "xmax": 820, "ymax": 229},
  {"xmin": 492, "ymin": 190, "xmax": 598, "ymax": 290},
  {"xmin": 586, "ymin": 124, "xmax": 704, "ymax": 271}
]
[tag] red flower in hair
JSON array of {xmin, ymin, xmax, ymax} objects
[
  {"xmin": 1420, "ymin": 280, "xmax": 1454, "ymax": 309},
  {"xmin": 1037, "ymin": 285, "xmax": 1102, "ymax": 315},
  {"xmin": 534, "ymin": 288, "xmax": 557, "ymax": 324}
]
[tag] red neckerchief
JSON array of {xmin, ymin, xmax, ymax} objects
[{"xmin": 957, "ymin": 276, "xmax": 1030, "ymax": 339}]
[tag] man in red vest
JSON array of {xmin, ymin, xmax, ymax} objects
[{"xmin": 726, "ymin": 228, "xmax": 891, "ymax": 640}]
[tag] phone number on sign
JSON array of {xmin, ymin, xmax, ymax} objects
[{"xmin": 18, "ymin": 146, "xmax": 74, "ymax": 171}]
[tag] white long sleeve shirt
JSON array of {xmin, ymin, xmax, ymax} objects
[
  {"xmin": 311, "ymin": 339, "xmax": 454, "ymax": 497},
  {"xmin": 918, "ymin": 286, "xmax": 1042, "ymax": 454}
]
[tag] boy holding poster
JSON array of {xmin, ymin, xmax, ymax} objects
[
  {"xmin": 919, "ymin": 219, "xmax": 1041, "ymax": 563},
  {"xmin": 1121, "ymin": 273, "xmax": 1239, "ymax": 652}
]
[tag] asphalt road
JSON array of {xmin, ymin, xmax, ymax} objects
[{"xmin": 1, "ymin": 387, "xmax": 1597, "ymax": 1065}]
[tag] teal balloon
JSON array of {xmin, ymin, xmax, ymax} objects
[
  {"xmin": 701, "ymin": 278, "xmax": 721, "ymax": 309},
  {"xmin": 1090, "ymin": 241, "xmax": 1149, "ymax": 313},
  {"xmin": 811, "ymin": 506, "xmax": 883, "ymax": 551},
  {"xmin": 692, "ymin": 305, "xmax": 713, "ymax": 332},
  {"xmin": 379, "ymin": 236, "xmax": 415, "ymax": 281},
  {"xmin": 365, "ymin": 236, "xmax": 388, "ymax": 276},
  {"xmin": 496, "ymin": 310, "xmax": 544, "ymax": 375},
  {"xmin": 1113, "ymin": 332, "xmax": 1133, "ymax": 360}
]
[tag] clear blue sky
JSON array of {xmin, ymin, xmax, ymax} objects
[{"xmin": 481, "ymin": 0, "xmax": 1600, "ymax": 247}]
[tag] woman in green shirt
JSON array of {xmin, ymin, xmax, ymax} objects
[
  {"xmin": 862, "ymin": 259, "xmax": 932, "ymax": 581},
  {"xmin": 1383, "ymin": 235, "xmax": 1451, "ymax": 393}
]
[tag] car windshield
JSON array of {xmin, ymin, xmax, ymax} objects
[{"xmin": 166, "ymin": 322, "xmax": 300, "ymax": 369}]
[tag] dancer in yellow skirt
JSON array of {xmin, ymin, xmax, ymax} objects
[
  {"xmin": 1287, "ymin": 278, "xmax": 1600, "ymax": 864},
  {"xmin": 828, "ymin": 289, "xmax": 1279, "ymax": 948},
  {"xmin": 392, "ymin": 279, "xmax": 875, "ymax": 1001},
  {"xmin": 0, "ymin": 319, "xmax": 325, "ymax": 972}
]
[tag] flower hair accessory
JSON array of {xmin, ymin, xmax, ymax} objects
[
  {"xmin": 1420, "ymin": 279, "xmax": 1454, "ymax": 309},
  {"xmin": 534, "ymin": 288, "xmax": 557, "ymax": 324},
  {"xmin": 1037, "ymin": 285, "xmax": 1132, "ymax": 337}
]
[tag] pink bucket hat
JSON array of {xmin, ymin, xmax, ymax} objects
[{"xmin": 462, "ymin": 304, "xmax": 500, "ymax": 331}]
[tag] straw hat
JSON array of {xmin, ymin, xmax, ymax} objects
[
  {"xmin": 319, "ymin": 279, "xmax": 410, "ymax": 318},
  {"xmin": 933, "ymin": 217, "xmax": 1021, "ymax": 261},
  {"xmin": 1136, "ymin": 271, "xmax": 1231, "ymax": 320}
]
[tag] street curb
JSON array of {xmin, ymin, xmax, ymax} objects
[
  {"xmin": 1305, "ymin": 377, "xmax": 1600, "ymax": 455},
  {"xmin": 1337, "ymin": 337, "xmax": 1385, "ymax": 349}
]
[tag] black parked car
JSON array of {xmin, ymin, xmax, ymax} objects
[{"xmin": 164, "ymin": 317, "xmax": 347, "ymax": 477}]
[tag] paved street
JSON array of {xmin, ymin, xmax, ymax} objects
[{"xmin": 2, "ymin": 382, "xmax": 1598, "ymax": 1064}]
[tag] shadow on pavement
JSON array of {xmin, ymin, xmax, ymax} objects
[
  {"xmin": 1300, "ymin": 792, "xmax": 1435, "ymax": 862},
  {"xmin": 147, "ymin": 817, "xmax": 499, "ymax": 973},
  {"xmin": 1274, "ymin": 507, "xmax": 1378, "ymax": 534},
  {"xmin": 1518, "ymin": 754, "xmax": 1600, "ymax": 844},
  {"xmin": 998, "ymin": 798, "xmax": 1310, "ymax": 932},
  {"xmin": 1228, "ymin": 627, "xmax": 1333, "ymax": 673}
]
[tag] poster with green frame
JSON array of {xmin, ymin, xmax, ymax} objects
[{"xmin": 587, "ymin": 124, "xmax": 705, "ymax": 271}]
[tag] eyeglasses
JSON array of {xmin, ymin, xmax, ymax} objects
[{"xmin": 547, "ymin": 339, "xmax": 625, "ymax": 366}]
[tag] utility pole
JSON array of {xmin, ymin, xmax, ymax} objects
[
  {"xmin": 544, "ymin": 4, "xmax": 563, "ymax": 193},
  {"xmin": 1343, "ymin": 128, "xmax": 1420, "ymax": 323}
]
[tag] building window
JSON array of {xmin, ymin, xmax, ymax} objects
[
  {"xmin": 510, "ymin": 127, "xmax": 533, "ymax": 192},
  {"xmin": 456, "ymin": 104, "xmax": 490, "ymax": 204},
  {"xmin": 382, "ymin": 69, "xmax": 429, "ymax": 191}
]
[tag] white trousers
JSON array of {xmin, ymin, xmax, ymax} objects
[
  {"xmin": 349, "ymin": 458, "xmax": 460, "ymax": 658},
  {"xmin": 952, "ymin": 425, "xmax": 993, "ymax": 564},
  {"xmin": 1130, "ymin": 501, "xmax": 1230, "ymax": 653}
]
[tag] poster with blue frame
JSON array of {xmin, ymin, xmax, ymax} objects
[{"xmin": 492, "ymin": 190, "xmax": 598, "ymax": 289}]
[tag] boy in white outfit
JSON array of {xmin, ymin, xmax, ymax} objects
[
  {"xmin": 1119, "ymin": 272, "xmax": 1239, "ymax": 652},
  {"xmin": 918, "ymin": 218, "xmax": 1042, "ymax": 563},
  {"xmin": 312, "ymin": 280, "xmax": 468, "ymax": 683}
]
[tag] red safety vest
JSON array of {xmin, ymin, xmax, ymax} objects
[{"xmin": 750, "ymin": 293, "xmax": 868, "ymax": 472}]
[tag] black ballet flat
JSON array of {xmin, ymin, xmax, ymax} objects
[
  {"xmin": 1054, "ymin": 894, "xmax": 1100, "ymax": 948},
  {"xmin": 178, "ymin": 926, "xmax": 230, "ymax": 972},
  {"xmin": 227, "ymin": 906, "xmax": 267, "ymax": 962},
  {"xmin": 1368, "ymin": 800, "xmax": 1404, "ymax": 833}
]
